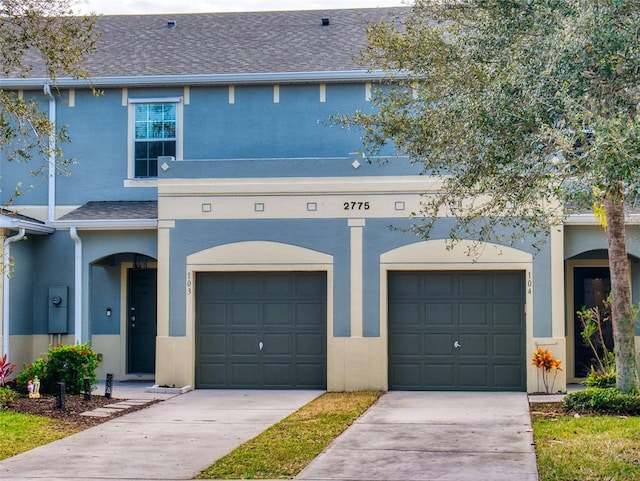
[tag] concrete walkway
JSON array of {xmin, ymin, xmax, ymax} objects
[
  {"xmin": 296, "ymin": 391, "xmax": 538, "ymax": 481},
  {"xmin": 2, "ymin": 387, "xmax": 538, "ymax": 481}
]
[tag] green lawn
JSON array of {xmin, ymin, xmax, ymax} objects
[
  {"xmin": 533, "ymin": 413, "xmax": 640, "ymax": 481},
  {"xmin": 0, "ymin": 411, "xmax": 78, "ymax": 460}
]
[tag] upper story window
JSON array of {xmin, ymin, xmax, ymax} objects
[
  {"xmin": 134, "ymin": 103, "xmax": 176, "ymax": 177},
  {"xmin": 127, "ymin": 97, "xmax": 182, "ymax": 183}
]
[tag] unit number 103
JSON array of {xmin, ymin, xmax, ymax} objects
[{"xmin": 343, "ymin": 201, "xmax": 370, "ymax": 210}]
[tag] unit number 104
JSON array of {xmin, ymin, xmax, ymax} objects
[{"xmin": 343, "ymin": 201, "xmax": 370, "ymax": 210}]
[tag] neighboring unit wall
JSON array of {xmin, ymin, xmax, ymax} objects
[{"xmin": 565, "ymin": 224, "xmax": 640, "ymax": 383}]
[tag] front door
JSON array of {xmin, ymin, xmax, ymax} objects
[
  {"xmin": 573, "ymin": 267, "xmax": 612, "ymax": 378},
  {"xmin": 127, "ymin": 268, "xmax": 157, "ymax": 374}
]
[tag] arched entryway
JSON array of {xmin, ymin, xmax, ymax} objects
[{"xmin": 91, "ymin": 252, "xmax": 157, "ymax": 378}]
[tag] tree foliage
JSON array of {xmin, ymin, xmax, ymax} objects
[
  {"xmin": 0, "ymin": 0, "xmax": 96, "ymax": 199},
  {"xmin": 346, "ymin": 0, "xmax": 640, "ymax": 391}
]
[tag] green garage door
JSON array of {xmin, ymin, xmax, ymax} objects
[
  {"xmin": 389, "ymin": 271, "xmax": 525, "ymax": 391},
  {"xmin": 196, "ymin": 272, "xmax": 327, "ymax": 389}
]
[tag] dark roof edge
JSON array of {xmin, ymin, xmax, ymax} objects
[{"xmin": 0, "ymin": 70, "xmax": 402, "ymax": 89}]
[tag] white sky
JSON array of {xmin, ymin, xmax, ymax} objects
[{"xmin": 75, "ymin": 0, "xmax": 407, "ymax": 15}]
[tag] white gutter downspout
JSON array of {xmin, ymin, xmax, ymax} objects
[
  {"xmin": 69, "ymin": 227, "xmax": 82, "ymax": 343},
  {"xmin": 44, "ymin": 84, "xmax": 56, "ymax": 223},
  {"xmin": 2, "ymin": 228, "xmax": 26, "ymax": 358}
]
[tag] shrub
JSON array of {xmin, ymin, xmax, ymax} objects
[
  {"xmin": 585, "ymin": 367, "xmax": 616, "ymax": 388},
  {"xmin": 563, "ymin": 388, "xmax": 640, "ymax": 415},
  {"xmin": 531, "ymin": 347, "xmax": 562, "ymax": 393},
  {"xmin": 16, "ymin": 343, "xmax": 100, "ymax": 395},
  {"xmin": 0, "ymin": 386, "xmax": 18, "ymax": 408}
]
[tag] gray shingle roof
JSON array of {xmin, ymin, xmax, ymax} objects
[
  {"xmin": 59, "ymin": 201, "xmax": 158, "ymax": 221},
  {"xmin": 6, "ymin": 8, "xmax": 407, "ymax": 81}
]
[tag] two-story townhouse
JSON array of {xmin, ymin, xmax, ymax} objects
[{"xmin": 1, "ymin": 8, "xmax": 638, "ymax": 392}]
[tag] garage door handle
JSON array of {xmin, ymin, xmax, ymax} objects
[
  {"xmin": 258, "ymin": 342, "xmax": 264, "ymax": 351},
  {"xmin": 453, "ymin": 340, "xmax": 462, "ymax": 349}
]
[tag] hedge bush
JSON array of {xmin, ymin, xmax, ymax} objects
[
  {"xmin": 16, "ymin": 343, "xmax": 100, "ymax": 395},
  {"xmin": 0, "ymin": 386, "xmax": 18, "ymax": 408},
  {"xmin": 563, "ymin": 387, "xmax": 640, "ymax": 415}
]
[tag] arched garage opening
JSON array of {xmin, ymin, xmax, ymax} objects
[{"xmin": 187, "ymin": 241, "xmax": 333, "ymax": 389}]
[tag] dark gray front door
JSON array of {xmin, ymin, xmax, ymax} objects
[
  {"xmin": 195, "ymin": 272, "xmax": 327, "ymax": 389},
  {"xmin": 127, "ymin": 268, "xmax": 157, "ymax": 374},
  {"xmin": 573, "ymin": 267, "xmax": 612, "ymax": 377},
  {"xmin": 388, "ymin": 271, "xmax": 525, "ymax": 391}
]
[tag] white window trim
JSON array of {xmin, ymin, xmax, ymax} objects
[{"xmin": 126, "ymin": 97, "xmax": 183, "ymax": 185}]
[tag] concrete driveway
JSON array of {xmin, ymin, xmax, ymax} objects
[
  {"xmin": 0, "ymin": 389, "xmax": 322, "ymax": 481},
  {"xmin": 2, "ymin": 389, "xmax": 538, "ymax": 481},
  {"xmin": 296, "ymin": 391, "xmax": 538, "ymax": 481}
]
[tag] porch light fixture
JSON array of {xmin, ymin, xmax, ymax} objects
[{"xmin": 134, "ymin": 254, "xmax": 148, "ymax": 270}]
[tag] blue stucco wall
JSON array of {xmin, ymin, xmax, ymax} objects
[
  {"xmin": 28, "ymin": 232, "xmax": 76, "ymax": 335},
  {"xmin": 90, "ymin": 263, "xmax": 122, "ymax": 336},
  {"xmin": 165, "ymin": 215, "xmax": 551, "ymax": 339},
  {"xmin": 3, "ymin": 82, "xmax": 391, "ymax": 207},
  {"xmin": 7, "ymin": 239, "xmax": 36, "ymax": 335},
  {"xmin": 185, "ymin": 83, "xmax": 375, "ymax": 159}
]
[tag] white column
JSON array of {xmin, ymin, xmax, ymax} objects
[{"xmin": 348, "ymin": 219, "xmax": 365, "ymax": 337}]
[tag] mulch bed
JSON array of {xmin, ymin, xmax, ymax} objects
[{"xmin": 9, "ymin": 394, "xmax": 159, "ymax": 429}]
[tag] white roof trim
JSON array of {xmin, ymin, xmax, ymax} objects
[
  {"xmin": 0, "ymin": 216, "xmax": 54, "ymax": 234},
  {"xmin": 52, "ymin": 219, "xmax": 158, "ymax": 230},
  {"xmin": 564, "ymin": 213, "xmax": 640, "ymax": 225},
  {"xmin": 0, "ymin": 70, "xmax": 402, "ymax": 89}
]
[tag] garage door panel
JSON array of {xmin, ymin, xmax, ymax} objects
[
  {"xmin": 459, "ymin": 274, "xmax": 488, "ymax": 296},
  {"xmin": 263, "ymin": 363, "xmax": 291, "ymax": 387},
  {"xmin": 229, "ymin": 274, "xmax": 261, "ymax": 296},
  {"xmin": 493, "ymin": 272, "xmax": 524, "ymax": 297},
  {"xmin": 196, "ymin": 275, "xmax": 226, "ymax": 298},
  {"xmin": 389, "ymin": 272, "xmax": 423, "ymax": 297},
  {"xmin": 459, "ymin": 303, "xmax": 488, "ymax": 326},
  {"xmin": 426, "ymin": 303, "xmax": 454, "ymax": 327},
  {"xmin": 426, "ymin": 333, "xmax": 453, "ymax": 355},
  {"xmin": 389, "ymin": 302, "xmax": 422, "ymax": 326},
  {"xmin": 493, "ymin": 303, "xmax": 523, "ymax": 327},
  {"xmin": 231, "ymin": 363, "xmax": 259, "ymax": 387},
  {"xmin": 493, "ymin": 333, "xmax": 523, "ymax": 357},
  {"xmin": 230, "ymin": 333, "xmax": 260, "ymax": 355},
  {"xmin": 391, "ymin": 333, "xmax": 421, "ymax": 356},
  {"xmin": 296, "ymin": 363, "xmax": 326, "ymax": 387},
  {"xmin": 197, "ymin": 362, "xmax": 226, "ymax": 386},
  {"xmin": 493, "ymin": 334, "xmax": 524, "ymax": 357},
  {"xmin": 296, "ymin": 333, "xmax": 324, "ymax": 355},
  {"xmin": 493, "ymin": 364, "xmax": 524, "ymax": 389},
  {"xmin": 262, "ymin": 333, "xmax": 291, "ymax": 354},
  {"xmin": 230, "ymin": 303, "xmax": 260, "ymax": 326},
  {"xmin": 263, "ymin": 303, "xmax": 291, "ymax": 327},
  {"xmin": 263, "ymin": 275, "xmax": 293, "ymax": 297},
  {"xmin": 425, "ymin": 363, "xmax": 455, "ymax": 388},
  {"xmin": 459, "ymin": 364, "xmax": 488, "ymax": 387},
  {"xmin": 296, "ymin": 303, "xmax": 325, "ymax": 325},
  {"xmin": 198, "ymin": 303, "xmax": 227, "ymax": 327},
  {"xmin": 458, "ymin": 333, "xmax": 489, "ymax": 356},
  {"xmin": 295, "ymin": 274, "xmax": 327, "ymax": 298},
  {"xmin": 425, "ymin": 273, "xmax": 456, "ymax": 297},
  {"xmin": 391, "ymin": 363, "xmax": 422, "ymax": 389},
  {"xmin": 199, "ymin": 333, "xmax": 226, "ymax": 355},
  {"xmin": 389, "ymin": 270, "xmax": 525, "ymax": 391}
]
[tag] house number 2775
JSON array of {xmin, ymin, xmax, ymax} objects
[{"xmin": 343, "ymin": 201, "xmax": 370, "ymax": 210}]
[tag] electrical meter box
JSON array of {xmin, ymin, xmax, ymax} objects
[{"xmin": 48, "ymin": 286, "xmax": 68, "ymax": 334}]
